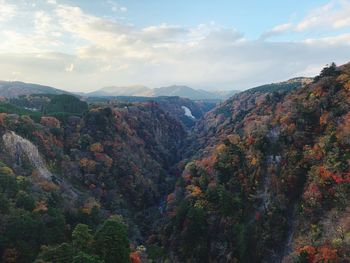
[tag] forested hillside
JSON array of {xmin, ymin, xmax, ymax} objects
[
  {"xmin": 160, "ymin": 62, "xmax": 350, "ymax": 262},
  {"xmin": 0, "ymin": 63, "xmax": 349, "ymax": 263}
]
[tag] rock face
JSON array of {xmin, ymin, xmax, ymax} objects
[{"xmin": 2, "ymin": 131, "xmax": 52, "ymax": 179}]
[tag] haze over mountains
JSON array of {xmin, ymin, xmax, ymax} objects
[
  {"xmin": 88, "ymin": 85, "xmax": 240, "ymax": 100},
  {"xmin": 0, "ymin": 78, "xmax": 312, "ymax": 101}
]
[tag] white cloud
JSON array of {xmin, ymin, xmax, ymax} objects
[
  {"xmin": 296, "ymin": 0, "xmax": 350, "ymax": 31},
  {"xmin": 260, "ymin": 23, "xmax": 293, "ymax": 39},
  {"xmin": 263, "ymin": 0, "xmax": 350, "ymax": 38},
  {"xmin": 0, "ymin": 0, "xmax": 16, "ymax": 22},
  {"xmin": 47, "ymin": 0, "xmax": 57, "ymax": 5},
  {"xmin": 107, "ymin": 0, "xmax": 127, "ymax": 13},
  {"xmin": 65, "ymin": 63, "xmax": 74, "ymax": 72},
  {"xmin": 0, "ymin": 0, "xmax": 349, "ymax": 92}
]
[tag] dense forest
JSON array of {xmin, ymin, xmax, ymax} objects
[{"xmin": 0, "ymin": 62, "xmax": 349, "ymax": 262}]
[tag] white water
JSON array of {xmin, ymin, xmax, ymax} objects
[
  {"xmin": 2, "ymin": 131, "xmax": 52, "ymax": 179},
  {"xmin": 181, "ymin": 106, "xmax": 195, "ymax": 119}
]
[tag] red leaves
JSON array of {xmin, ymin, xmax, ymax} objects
[
  {"xmin": 298, "ymin": 245, "xmax": 316, "ymax": 262},
  {"xmin": 298, "ymin": 245, "xmax": 338, "ymax": 263},
  {"xmin": 319, "ymin": 166, "xmax": 350, "ymax": 184},
  {"xmin": 247, "ymin": 136, "xmax": 255, "ymax": 145},
  {"xmin": 130, "ymin": 252, "xmax": 142, "ymax": 263}
]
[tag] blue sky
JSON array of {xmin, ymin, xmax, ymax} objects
[{"xmin": 0, "ymin": 0, "xmax": 349, "ymax": 92}]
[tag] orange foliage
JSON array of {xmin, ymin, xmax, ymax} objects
[
  {"xmin": 298, "ymin": 245, "xmax": 338, "ymax": 263},
  {"xmin": 80, "ymin": 158, "xmax": 97, "ymax": 173},
  {"xmin": 298, "ymin": 246, "xmax": 316, "ymax": 262},
  {"xmin": 344, "ymin": 81, "xmax": 350, "ymax": 91},
  {"xmin": 40, "ymin": 116, "xmax": 61, "ymax": 128},
  {"xmin": 186, "ymin": 185, "xmax": 202, "ymax": 198},
  {"xmin": 319, "ymin": 111, "xmax": 329, "ymax": 126},
  {"xmin": 90, "ymin": 143, "xmax": 103, "ymax": 153},
  {"xmin": 319, "ymin": 167, "xmax": 350, "ymax": 184},
  {"xmin": 34, "ymin": 201, "xmax": 48, "ymax": 212},
  {"xmin": 315, "ymin": 246, "xmax": 338, "ymax": 262},
  {"xmin": 130, "ymin": 252, "xmax": 142, "ymax": 263},
  {"xmin": 313, "ymin": 86, "xmax": 326, "ymax": 98}
]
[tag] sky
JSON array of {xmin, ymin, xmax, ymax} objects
[{"xmin": 0, "ymin": 0, "xmax": 350, "ymax": 92}]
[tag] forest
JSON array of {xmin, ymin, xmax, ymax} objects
[{"xmin": 0, "ymin": 63, "xmax": 349, "ymax": 262}]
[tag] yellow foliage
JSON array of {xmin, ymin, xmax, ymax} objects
[
  {"xmin": 216, "ymin": 143, "xmax": 227, "ymax": 154},
  {"xmin": 82, "ymin": 198, "xmax": 101, "ymax": 214},
  {"xmin": 0, "ymin": 166, "xmax": 14, "ymax": 175},
  {"xmin": 186, "ymin": 185, "xmax": 202, "ymax": 197}
]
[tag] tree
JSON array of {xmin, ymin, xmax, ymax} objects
[
  {"xmin": 72, "ymin": 224, "xmax": 93, "ymax": 254},
  {"xmin": 94, "ymin": 217, "xmax": 131, "ymax": 263},
  {"xmin": 73, "ymin": 252, "xmax": 103, "ymax": 263}
]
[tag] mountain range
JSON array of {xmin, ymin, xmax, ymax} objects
[
  {"xmin": 0, "ymin": 78, "xmax": 312, "ymax": 101},
  {"xmin": 88, "ymin": 85, "xmax": 240, "ymax": 100}
]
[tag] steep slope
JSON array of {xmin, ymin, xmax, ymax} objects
[
  {"xmin": 0, "ymin": 101, "xmax": 186, "ymax": 262},
  {"xmin": 159, "ymin": 63, "xmax": 350, "ymax": 262},
  {"xmin": 0, "ymin": 81, "xmax": 69, "ymax": 98}
]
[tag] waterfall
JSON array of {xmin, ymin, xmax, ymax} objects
[{"xmin": 2, "ymin": 131, "xmax": 52, "ymax": 179}]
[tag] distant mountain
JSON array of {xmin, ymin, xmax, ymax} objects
[
  {"xmin": 150, "ymin": 85, "xmax": 215, "ymax": 100},
  {"xmin": 89, "ymin": 85, "xmax": 240, "ymax": 100},
  {"xmin": 89, "ymin": 85, "xmax": 151, "ymax": 97},
  {"xmin": 0, "ymin": 81, "xmax": 69, "ymax": 98}
]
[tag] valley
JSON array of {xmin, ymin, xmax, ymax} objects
[{"xmin": 0, "ymin": 63, "xmax": 349, "ymax": 263}]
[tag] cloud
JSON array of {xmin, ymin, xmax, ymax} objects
[
  {"xmin": 107, "ymin": 0, "xmax": 127, "ymax": 13},
  {"xmin": 0, "ymin": 0, "xmax": 349, "ymax": 92},
  {"xmin": 65, "ymin": 63, "xmax": 74, "ymax": 72},
  {"xmin": 260, "ymin": 23, "xmax": 293, "ymax": 39},
  {"xmin": 0, "ymin": 0, "xmax": 16, "ymax": 22},
  {"xmin": 262, "ymin": 0, "xmax": 350, "ymax": 38},
  {"xmin": 296, "ymin": 0, "xmax": 350, "ymax": 31}
]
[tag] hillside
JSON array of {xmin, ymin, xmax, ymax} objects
[
  {"xmin": 0, "ymin": 63, "xmax": 349, "ymax": 262},
  {"xmin": 159, "ymin": 62, "xmax": 350, "ymax": 262},
  {"xmin": 0, "ymin": 81, "xmax": 69, "ymax": 98},
  {"xmin": 0, "ymin": 99, "xmax": 186, "ymax": 262}
]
